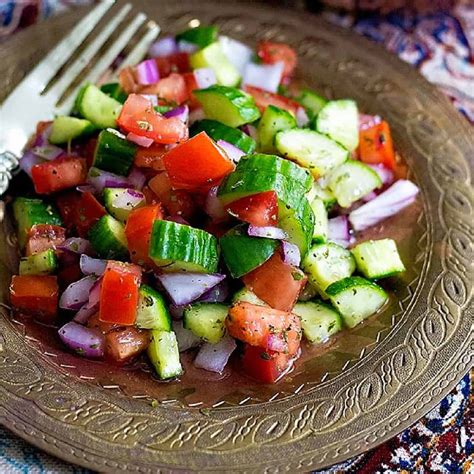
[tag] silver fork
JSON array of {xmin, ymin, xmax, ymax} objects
[{"xmin": 0, "ymin": 0, "xmax": 160, "ymax": 195}]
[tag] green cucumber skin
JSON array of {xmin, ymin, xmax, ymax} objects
[
  {"xmin": 12, "ymin": 197, "xmax": 63, "ymax": 249},
  {"xmin": 257, "ymin": 105, "xmax": 297, "ymax": 154},
  {"xmin": 310, "ymin": 197, "xmax": 328, "ymax": 243},
  {"xmin": 49, "ymin": 116, "xmax": 95, "ymax": 145},
  {"xmin": 147, "ymin": 330, "xmax": 183, "ymax": 380},
  {"xmin": 296, "ymin": 89, "xmax": 327, "ymax": 120},
  {"xmin": 93, "ymin": 129, "xmax": 137, "ymax": 176},
  {"xmin": 193, "ymin": 85, "xmax": 260, "ymax": 127},
  {"xmin": 100, "ymin": 83, "xmax": 128, "ymax": 104},
  {"xmin": 231, "ymin": 287, "xmax": 268, "ymax": 306},
  {"xmin": 19, "ymin": 249, "xmax": 58, "ymax": 275},
  {"xmin": 136, "ymin": 285, "xmax": 171, "ymax": 331},
  {"xmin": 220, "ymin": 227, "xmax": 278, "ymax": 278},
  {"xmin": 149, "ymin": 220, "xmax": 219, "ymax": 274},
  {"xmin": 88, "ymin": 215, "xmax": 128, "ymax": 260},
  {"xmin": 183, "ymin": 303, "xmax": 228, "ymax": 343},
  {"xmin": 190, "ymin": 119, "xmax": 256, "ymax": 153},
  {"xmin": 176, "ymin": 25, "xmax": 218, "ymax": 48}
]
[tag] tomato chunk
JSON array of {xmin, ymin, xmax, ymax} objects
[
  {"xmin": 225, "ymin": 191, "xmax": 278, "ymax": 227},
  {"xmin": 105, "ymin": 327, "xmax": 150, "ymax": 364},
  {"xmin": 163, "ymin": 132, "xmax": 235, "ymax": 190},
  {"xmin": 75, "ymin": 192, "xmax": 107, "ymax": 237},
  {"xmin": 359, "ymin": 120, "xmax": 396, "ymax": 170},
  {"xmin": 141, "ymin": 73, "xmax": 188, "ymax": 105},
  {"xmin": 25, "ymin": 224, "xmax": 66, "ymax": 256},
  {"xmin": 99, "ymin": 261, "xmax": 142, "ymax": 326},
  {"xmin": 183, "ymin": 72, "xmax": 200, "ymax": 109},
  {"xmin": 125, "ymin": 204, "xmax": 164, "ymax": 266},
  {"xmin": 134, "ymin": 143, "xmax": 167, "ymax": 171},
  {"xmin": 257, "ymin": 41, "xmax": 297, "ymax": 78},
  {"xmin": 10, "ymin": 275, "xmax": 58, "ymax": 321},
  {"xmin": 241, "ymin": 344, "xmax": 295, "ymax": 383},
  {"xmin": 242, "ymin": 252, "xmax": 306, "ymax": 312},
  {"xmin": 31, "ymin": 156, "xmax": 87, "ymax": 194},
  {"xmin": 226, "ymin": 302, "xmax": 302, "ymax": 356},
  {"xmin": 154, "ymin": 52, "xmax": 190, "ymax": 78},
  {"xmin": 243, "ymin": 85, "xmax": 299, "ymax": 115},
  {"xmin": 118, "ymin": 94, "xmax": 188, "ymax": 145},
  {"xmin": 55, "ymin": 191, "xmax": 82, "ymax": 233},
  {"xmin": 87, "ymin": 312, "xmax": 120, "ymax": 334}
]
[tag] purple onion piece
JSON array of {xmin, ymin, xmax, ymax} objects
[
  {"xmin": 193, "ymin": 335, "xmax": 237, "ymax": 374},
  {"xmin": 169, "ymin": 304, "xmax": 186, "ymax": 320},
  {"xmin": 140, "ymin": 94, "xmax": 158, "ymax": 106},
  {"xmin": 172, "ymin": 321, "xmax": 201, "ymax": 352},
  {"xmin": 156, "ymin": 272, "xmax": 226, "ymax": 306},
  {"xmin": 281, "ymin": 241, "xmax": 301, "ymax": 267},
  {"xmin": 216, "ymin": 139, "xmax": 244, "ymax": 164},
  {"xmin": 359, "ymin": 113, "xmax": 382, "ymax": 131},
  {"xmin": 189, "ymin": 108, "xmax": 205, "ymax": 125},
  {"xmin": 248, "ymin": 225, "xmax": 287, "ymax": 240},
  {"xmin": 194, "ymin": 68, "xmax": 217, "ymax": 89},
  {"xmin": 59, "ymin": 275, "xmax": 97, "ymax": 311},
  {"xmin": 177, "ymin": 40, "xmax": 198, "ymax": 54},
  {"xmin": 58, "ymin": 237, "xmax": 94, "ymax": 256},
  {"xmin": 148, "ymin": 36, "xmax": 178, "ymax": 57},
  {"xmin": 136, "ymin": 59, "xmax": 160, "ymax": 85},
  {"xmin": 204, "ymin": 186, "xmax": 228, "ymax": 220},
  {"xmin": 328, "ymin": 216, "xmax": 350, "ymax": 242},
  {"xmin": 76, "ymin": 184, "xmax": 97, "ymax": 193},
  {"xmin": 367, "ymin": 164, "xmax": 395, "ymax": 186},
  {"xmin": 163, "ymin": 105, "xmax": 189, "ymax": 123},
  {"xmin": 349, "ymin": 180, "xmax": 419, "ymax": 232},
  {"xmin": 87, "ymin": 167, "xmax": 129, "ymax": 193},
  {"xmin": 127, "ymin": 132, "xmax": 154, "ymax": 148},
  {"xmin": 32, "ymin": 124, "xmax": 52, "ymax": 147},
  {"xmin": 240, "ymin": 124, "xmax": 258, "ymax": 141},
  {"xmin": 73, "ymin": 301, "xmax": 99, "ymax": 324},
  {"xmin": 296, "ymin": 107, "xmax": 310, "ymax": 128},
  {"xmin": 127, "ymin": 167, "xmax": 147, "ymax": 190},
  {"xmin": 198, "ymin": 280, "xmax": 229, "ymax": 303},
  {"xmin": 19, "ymin": 150, "xmax": 43, "ymax": 177},
  {"xmin": 362, "ymin": 191, "xmax": 378, "ymax": 203},
  {"xmin": 32, "ymin": 145, "xmax": 64, "ymax": 161},
  {"xmin": 80, "ymin": 254, "xmax": 107, "ymax": 276},
  {"xmin": 242, "ymin": 61, "xmax": 284, "ymax": 93},
  {"xmin": 58, "ymin": 322, "xmax": 104, "ymax": 358},
  {"xmin": 218, "ymin": 35, "xmax": 253, "ymax": 74}
]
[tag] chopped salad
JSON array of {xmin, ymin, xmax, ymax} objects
[{"xmin": 8, "ymin": 24, "xmax": 419, "ymax": 384}]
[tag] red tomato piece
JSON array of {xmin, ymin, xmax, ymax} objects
[
  {"xmin": 9, "ymin": 275, "xmax": 58, "ymax": 322},
  {"xmin": 225, "ymin": 191, "xmax": 278, "ymax": 227},
  {"xmin": 148, "ymin": 173, "xmax": 197, "ymax": 219},
  {"xmin": 83, "ymin": 137, "xmax": 98, "ymax": 169},
  {"xmin": 36, "ymin": 120, "xmax": 53, "ymax": 138},
  {"xmin": 55, "ymin": 190, "xmax": 82, "ymax": 233},
  {"xmin": 57, "ymin": 260, "xmax": 82, "ymax": 291},
  {"xmin": 117, "ymin": 94, "xmax": 188, "ymax": 145},
  {"xmin": 226, "ymin": 302, "xmax": 302, "ymax": 356},
  {"xmin": 75, "ymin": 192, "xmax": 107, "ymax": 237},
  {"xmin": 154, "ymin": 52, "xmax": 190, "ymax": 78},
  {"xmin": 105, "ymin": 327, "xmax": 150, "ymax": 364},
  {"xmin": 243, "ymin": 85, "xmax": 299, "ymax": 115},
  {"xmin": 99, "ymin": 261, "xmax": 142, "ymax": 326},
  {"xmin": 119, "ymin": 66, "xmax": 140, "ymax": 94},
  {"xmin": 241, "ymin": 344, "xmax": 295, "ymax": 383},
  {"xmin": 125, "ymin": 204, "xmax": 164, "ymax": 266},
  {"xmin": 163, "ymin": 132, "xmax": 235, "ymax": 190},
  {"xmin": 141, "ymin": 73, "xmax": 188, "ymax": 105},
  {"xmin": 87, "ymin": 312, "xmax": 120, "ymax": 334},
  {"xmin": 242, "ymin": 252, "xmax": 307, "ymax": 312},
  {"xmin": 359, "ymin": 120, "xmax": 396, "ymax": 170},
  {"xmin": 25, "ymin": 224, "xmax": 66, "ymax": 256},
  {"xmin": 183, "ymin": 72, "xmax": 200, "ymax": 109},
  {"xmin": 31, "ymin": 156, "xmax": 87, "ymax": 194},
  {"xmin": 257, "ymin": 41, "xmax": 297, "ymax": 78},
  {"xmin": 134, "ymin": 143, "xmax": 167, "ymax": 171}
]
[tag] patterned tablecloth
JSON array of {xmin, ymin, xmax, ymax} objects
[{"xmin": 1, "ymin": 1, "xmax": 473, "ymax": 473}]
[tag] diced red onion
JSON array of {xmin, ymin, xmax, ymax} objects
[
  {"xmin": 127, "ymin": 167, "xmax": 147, "ymax": 190},
  {"xmin": 156, "ymin": 272, "xmax": 226, "ymax": 306},
  {"xmin": 189, "ymin": 108, "xmax": 205, "ymax": 125},
  {"xmin": 59, "ymin": 275, "xmax": 97, "ymax": 311},
  {"xmin": 194, "ymin": 68, "xmax": 217, "ymax": 89},
  {"xmin": 76, "ymin": 184, "xmax": 96, "ymax": 193},
  {"xmin": 148, "ymin": 36, "xmax": 178, "ymax": 57},
  {"xmin": 359, "ymin": 114, "xmax": 381, "ymax": 130},
  {"xmin": 281, "ymin": 241, "xmax": 301, "ymax": 267},
  {"xmin": 172, "ymin": 321, "xmax": 201, "ymax": 352},
  {"xmin": 219, "ymin": 35, "xmax": 253, "ymax": 74},
  {"xmin": 163, "ymin": 105, "xmax": 189, "ymax": 123},
  {"xmin": 362, "ymin": 191, "xmax": 378, "ymax": 203},
  {"xmin": 58, "ymin": 322, "xmax": 104, "ymax": 358},
  {"xmin": 32, "ymin": 145, "xmax": 65, "ymax": 161},
  {"xmin": 166, "ymin": 215, "xmax": 190, "ymax": 225},
  {"xmin": 88, "ymin": 277, "xmax": 102, "ymax": 306},
  {"xmin": 58, "ymin": 237, "xmax": 93, "ymax": 256},
  {"xmin": 140, "ymin": 94, "xmax": 158, "ymax": 106},
  {"xmin": 32, "ymin": 124, "xmax": 52, "ymax": 147},
  {"xmin": 204, "ymin": 185, "xmax": 228, "ymax": 220},
  {"xmin": 73, "ymin": 301, "xmax": 98, "ymax": 324},
  {"xmin": 136, "ymin": 58, "xmax": 160, "ymax": 86},
  {"xmin": 194, "ymin": 335, "xmax": 236, "ymax": 374},
  {"xmin": 87, "ymin": 167, "xmax": 129, "ymax": 193},
  {"xmin": 248, "ymin": 225, "xmax": 287, "ymax": 240},
  {"xmin": 241, "ymin": 124, "xmax": 258, "ymax": 141},
  {"xmin": 296, "ymin": 107, "xmax": 310, "ymax": 128},
  {"xmin": 20, "ymin": 150, "xmax": 43, "ymax": 177},
  {"xmin": 177, "ymin": 39, "xmax": 198, "ymax": 54},
  {"xmin": 242, "ymin": 61, "xmax": 284, "ymax": 93},
  {"xmin": 198, "ymin": 280, "xmax": 229, "ymax": 303},
  {"xmin": 216, "ymin": 139, "xmax": 245, "ymax": 164},
  {"xmin": 80, "ymin": 254, "xmax": 107, "ymax": 276},
  {"xmin": 328, "ymin": 215, "xmax": 350, "ymax": 248},
  {"xmin": 349, "ymin": 180, "xmax": 419, "ymax": 231},
  {"xmin": 127, "ymin": 132, "xmax": 154, "ymax": 148},
  {"xmin": 367, "ymin": 164, "xmax": 394, "ymax": 186},
  {"xmin": 169, "ymin": 304, "xmax": 186, "ymax": 320}
]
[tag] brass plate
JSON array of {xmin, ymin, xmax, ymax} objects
[{"xmin": 0, "ymin": 1, "xmax": 472, "ymax": 471}]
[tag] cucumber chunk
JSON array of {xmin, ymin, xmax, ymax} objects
[
  {"xmin": 148, "ymin": 330, "xmax": 183, "ymax": 379},
  {"xmin": 136, "ymin": 285, "xmax": 171, "ymax": 331},
  {"xmin": 307, "ymin": 181, "xmax": 337, "ymax": 210},
  {"xmin": 258, "ymin": 105, "xmax": 296, "ymax": 153},
  {"xmin": 49, "ymin": 116, "xmax": 95, "ymax": 144},
  {"xmin": 326, "ymin": 276, "xmax": 388, "ymax": 328},
  {"xmin": 302, "ymin": 242, "xmax": 355, "ymax": 297},
  {"xmin": 183, "ymin": 303, "xmax": 228, "ymax": 343},
  {"xmin": 328, "ymin": 160, "xmax": 382, "ymax": 208},
  {"xmin": 75, "ymin": 83, "xmax": 122, "ymax": 129},
  {"xmin": 194, "ymin": 85, "xmax": 260, "ymax": 127},
  {"xmin": 103, "ymin": 187, "xmax": 145, "ymax": 223},
  {"xmin": 190, "ymin": 119, "xmax": 256, "ymax": 153},
  {"xmin": 88, "ymin": 215, "xmax": 128, "ymax": 260},
  {"xmin": 293, "ymin": 301, "xmax": 342, "ymax": 343},
  {"xmin": 190, "ymin": 43, "xmax": 240, "ymax": 87},
  {"xmin": 310, "ymin": 197, "xmax": 328, "ymax": 243},
  {"xmin": 220, "ymin": 226, "xmax": 278, "ymax": 278},
  {"xmin": 149, "ymin": 220, "xmax": 219, "ymax": 273},
  {"xmin": 93, "ymin": 129, "xmax": 137, "ymax": 176},
  {"xmin": 176, "ymin": 25, "xmax": 218, "ymax": 48},
  {"xmin": 19, "ymin": 249, "xmax": 57, "ymax": 276},
  {"xmin": 100, "ymin": 82, "xmax": 128, "ymax": 103},
  {"xmin": 12, "ymin": 197, "xmax": 62, "ymax": 249},
  {"xmin": 231, "ymin": 287, "xmax": 268, "ymax": 306},
  {"xmin": 351, "ymin": 239, "xmax": 405, "ymax": 279},
  {"xmin": 296, "ymin": 89, "xmax": 327, "ymax": 120},
  {"xmin": 316, "ymin": 99, "xmax": 359, "ymax": 151},
  {"xmin": 275, "ymin": 128, "xmax": 349, "ymax": 178}
]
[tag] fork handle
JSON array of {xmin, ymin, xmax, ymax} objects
[{"xmin": 0, "ymin": 152, "xmax": 20, "ymax": 196}]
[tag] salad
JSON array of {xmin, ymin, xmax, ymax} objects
[{"xmin": 8, "ymin": 24, "xmax": 419, "ymax": 384}]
